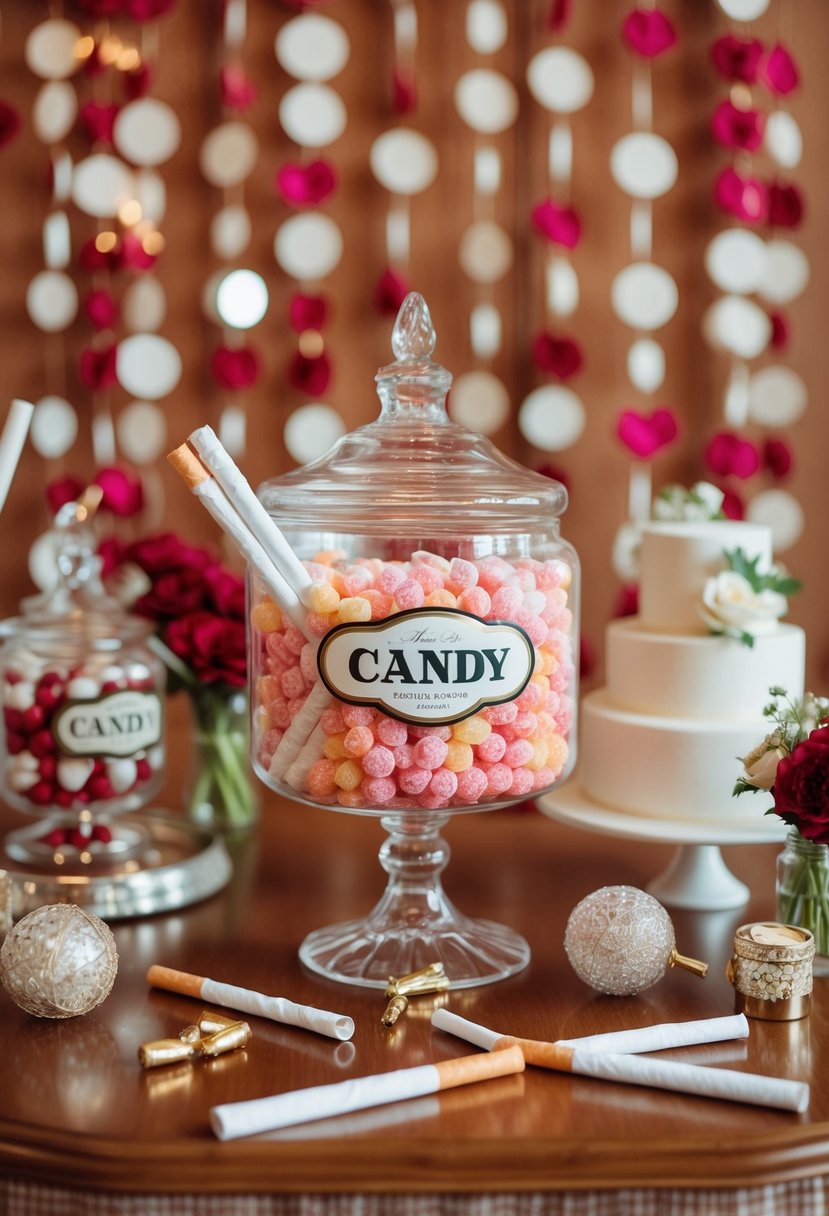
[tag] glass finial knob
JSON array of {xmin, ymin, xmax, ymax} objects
[{"xmin": 391, "ymin": 292, "xmax": 436, "ymax": 361}]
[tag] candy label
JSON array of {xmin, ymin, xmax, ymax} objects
[
  {"xmin": 317, "ymin": 608, "xmax": 534, "ymax": 724},
  {"xmin": 53, "ymin": 690, "xmax": 163, "ymax": 758}
]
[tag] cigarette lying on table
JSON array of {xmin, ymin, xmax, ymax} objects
[
  {"xmin": 432, "ymin": 1010, "xmax": 807, "ymax": 1113},
  {"xmin": 147, "ymin": 965, "xmax": 355, "ymax": 1042},
  {"xmin": 209, "ymin": 1044, "xmax": 525, "ymax": 1140},
  {"xmin": 0, "ymin": 398, "xmax": 33, "ymax": 516},
  {"xmin": 432, "ymin": 1009, "xmax": 749, "ymax": 1058}
]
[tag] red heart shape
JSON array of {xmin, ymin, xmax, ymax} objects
[
  {"xmin": 704, "ymin": 431, "xmax": 760, "ymax": 479},
  {"xmin": 532, "ymin": 332, "xmax": 583, "ymax": 380},
  {"xmin": 275, "ymin": 159, "xmax": 337, "ymax": 208},
  {"xmin": 617, "ymin": 407, "xmax": 679, "ymax": 459},
  {"xmin": 622, "ymin": 9, "xmax": 677, "ymax": 58}
]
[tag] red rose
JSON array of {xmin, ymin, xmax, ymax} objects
[
  {"xmin": 164, "ymin": 612, "xmax": 247, "ymax": 687},
  {"xmin": 126, "ymin": 533, "xmax": 213, "ymax": 578},
  {"xmin": 773, "ymin": 728, "xmax": 829, "ymax": 844},
  {"xmin": 133, "ymin": 567, "xmax": 212, "ymax": 619},
  {"xmin": 205, "ymin": 565, "xmax": 246, "ymax": 618}
]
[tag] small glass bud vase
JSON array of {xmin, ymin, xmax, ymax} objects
[
  {"xmin": 776, "ymin": 827, "xmax": 829, "ymax": 965},
  {"xmin": 0, "ymin": 500, "xmax": 166, "ymax": 870}
]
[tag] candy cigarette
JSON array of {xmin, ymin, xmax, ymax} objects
[
  {"xmin": 432, "ymin": 1009, "xmax": 749, "ymax": 1058},
  {"xmin": 272, "ymin": 687, "xmax": 333, "ymax": 784},
  {"xmin": 209, "ymin": 1044, "xmax": 525, "ymax": 1140},
  {"xmin": 167, "ymin": 445, "xmax": 310, "ymax": 638},
  {"xmin": 431, "ymin": 1011, "xmax": 807, "ymax": 1113},
  {"xmin": 0, "ymin": 398, "xmax": 33, "ymax": 516},
  {"xmin": 147, "ymin": 965, "xmax": 355, "ymax": 1042},
  {"xmin": 189, "ymin": 425, "xmax": 311, "ymax": 599}
]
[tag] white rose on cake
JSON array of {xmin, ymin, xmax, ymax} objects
[
  {"xmin": 653, "ymin": 481, "xmax": 725, "ymax": 522},
  {"xmin": 700, "ymin": 570, "xmax": 788, "ymax": 645}
]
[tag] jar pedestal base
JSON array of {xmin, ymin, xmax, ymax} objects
[{"xmin": 299, "ymin": 810, "xmax": 530, "ymax": 989}]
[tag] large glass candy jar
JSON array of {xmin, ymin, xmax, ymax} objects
[
  {"xmin": 0, "ymin": 499, "xmax": 165, "ymax": 869},
  {"xmin": 249, "ymin": 294, "xmax": 579, "ymax": 987}
]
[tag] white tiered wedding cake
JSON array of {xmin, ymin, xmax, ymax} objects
[{"xmin": 579, "ymin": 518, "xmax": 805, "ymax": 825}]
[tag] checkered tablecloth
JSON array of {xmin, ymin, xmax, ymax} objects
[{"xmin": 2, "ymin": 1181, "xmax": 828, "ymax": 1216}]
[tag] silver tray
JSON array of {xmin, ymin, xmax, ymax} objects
[{"xmin": 3, "ymin": 812, "xmax": 233, "ymax": 920}]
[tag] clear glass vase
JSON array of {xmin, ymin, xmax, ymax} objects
[
  {"xmin": 776, "ymin": 827, "xmax": 829, "ymax": 964},
  {"xmin": 186, "ymin": 684, "xmax": 258, "ymax": 832}
]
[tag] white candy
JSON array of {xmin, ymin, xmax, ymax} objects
[
  {"xmin": 108, "ymin": 758, "xmax": 137, "ymax": 793},
  {"xmin": 148, "ymin": 746, "xmax": 164, "ymax": 769},
  {"xmin": 9, "ymin": 769, "xmax": 40, "ymax": 792},
  {"xmin": 99, "ymin": 665, "xmax": 125, "ymax": 685},
  {"xmin": 66, "ymin": 677, "xmax": 101, "ymax": 700},
  {"xmin": 57, "ymin": 757, "xmax": 95, "ymax": 793},
  {"xmin": 15, "ymin": 751, "xmax": 40, "ymax": 772},
  {"xmin": 125, "ymin": 662, "xmax": 152, "ymax": 683},
  {"xmin": 5, "ymin": 682, "xmax": 36, "ymax": 711}
]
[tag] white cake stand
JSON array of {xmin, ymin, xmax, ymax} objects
[{"xmin": 538, "ymin": 778, "xmax": 786, "ymax": 912}]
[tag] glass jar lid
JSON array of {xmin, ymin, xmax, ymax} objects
[{"xmin": 258, "ymin": 293, "xmax": 568, "ymax": 537}]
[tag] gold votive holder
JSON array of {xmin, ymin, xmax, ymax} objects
[{"xmin": 727, "ymin": 922, "xmax": 815, "ymax": 1021}]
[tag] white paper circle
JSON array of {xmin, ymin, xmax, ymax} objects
[
  {"xmin": 199, "ymin": 122, "xmax": 258, "ymax": 188},
  {"xmin": 458, "ymin": 221, "xmax": 513, "ymax": 284},
  {"xmin": 519, "ymin": 386, "xmax": 585, "ymax": 451},
  {"xmin": 25, "ymin": 19, "xmax": 82, "ymax": 81},
  {"xmin": 449, "ymin": 371, "xmax": 510, "ymax": 435},
  {"xmin": 474, "ymin": 147, "xmax": 502, "ymax": 195},
  {"xmin": 32, "ymin": 81, "xmax": 77, "ymax": 144},
  {"xmin": 216, "ymin": 269, "xmax": 269, "ymax": 330},
  {"xmin": 759, "ymin": 240, "xmax": 810, "ymax": 305},
  {"xmin": 29, "ymin": 531, "xmax": 60, "ymax": 593},
  {"xmin": 211, "ymin": 205, "xmax": 252, "ymax": 260},
  {"xmin": 114, "ymin": 99, "xmax": 181, "ymax": 168},
  {"xmin": 116, "ymin": 334, "xmax": 181, "ymax": 400},
  {"xmin": 43, "ymin": 211, "xmax": 71, "ymax": 270},
  {"xmin": 469, "ymin": 304, "xmax": 502, "ymax": 358},
  {"xmin": 527, "ymin": 48, "xmax": 594, "ymax": 114},
  {"xmin": 117, "ymin": 400, "xmax": 167, "ymax": 464},
  {"xmin": 610, "ymin": 133, "xmax": 678, "ymax": 200},
  {"xmin": 611, "ymin": 263, "xmax": 678, "ymax": 331},
  {"xmin": 746, "ymin": 489, "xmax": 803, "ymax": 553},
  {"xmin": 716, "ymin": 0, "xmax": 770, "ymax": 18},
  {"xmin": 627, "ymin": 339, "xmax": 666, "ymax": 393},
  {"xmin": 274, "ymin": 212, "xmax": 343, "ymax": 280},
  {"xmin": 71, "ymin": 154, "xmax": 134, "ymax": 219},
  {"xmin": 132, "ymin": 169, "xmax": 166, "ymax": 226},
  {"xmin": 466, "ymin": 0, "xmax": 508, "ymax": 53},
  {"xmin": 122, "ymin": 277, "xmax": 167, "ymax": 333},
  {"xmin": 704, "ymin": 228, "xmax": 767, "ymax": 295},
  {"xmin": 370, "ymin": 129, "xmax": 438, "ymax": 196},
  {"xmin": 51, "ymin": 150, "xmax": 73, "ymax": 203},
  {"xmin": 26, "ymin": 270, "xmax": 78, "ymax": 332},
  {"xmin": 30, "ymin": 396, "xmax": 77, "ymax": 459},
  {"xmin": 702, "ymin": 295, "xmax": 772, "ymax": 359},
  {"xmin": 284, "ymin": 404, "xmax": 345, "ymax": 465},
  {"xmin": 279, "ymin": 83, "xmax": 347, "ymax": 149},
  {"xmin": 454, "ymin": 70, "xmax": 519, "ymax": 135},
  {"xmin": 546, "ymin": 258, "xmax": 579, "ymax": 318},
  {"xmin": 218, "ymin": 405, "xmax": 247, "ymax": 458},
  {"xmin": 764, "ymin": 111, "xmax": 802, "ymax": 170},
  {"xmin": 276, "ymin": 14, "xmax": 349, "ymax": 81},
  {"xmin": 748, "ymin": 366, "xmax": 808, "ymax": 427}
]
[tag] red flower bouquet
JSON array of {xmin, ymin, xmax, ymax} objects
[
  {"xmin": 735, "ymin": 689, "xmax": 829, "ymax": 953},
  {"xmin": 107, "ymin": 533, "xmax": 255, "ymax": 828}
]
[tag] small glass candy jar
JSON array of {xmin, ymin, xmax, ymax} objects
[
  {"xmin": 0, "ymin": 502, "xmax": 165, "ymax": 867},
  {"xmin": 248, "ymin": 294, "xmax": 579, "ymax": 987}
]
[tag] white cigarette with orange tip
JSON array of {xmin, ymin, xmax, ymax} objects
[
  {"xmin": 0, "ymin": 398, "xmax": 34, "ymax": 515},
  {"xmin": 432, "ymin": 1009, "xmax": 749, "ymax": 1057},
  {"xmin": 147, "ymin": 964, "xmax": 354, "ymax": 1042},
  {"xmin": 209, "ymin": 1044, "xmax": 525, "ymax": 1140},
  {"xmin": 167, "ymin": 444, "xmax": 309, "ymax": 637},
  {"xmin": 189, "ymin": 424, "xmax": 311, "ymax": 598},
  {"xmin": 431, "ymin": 1010, "xmax": 807, "ymax": 1113}
]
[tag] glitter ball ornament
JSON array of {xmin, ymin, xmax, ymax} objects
[
  {"xmin": 0, "ymin": 904, "xmax": 118, "ymax": 1018},
  {"xmin": 564, "ymin": 885, "xmax": 707, "ymax": 996}
]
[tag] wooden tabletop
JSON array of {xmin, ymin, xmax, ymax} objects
[{"xmin": 0, "ymin": 734, "xmax": 827, "ymax": 1196}]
